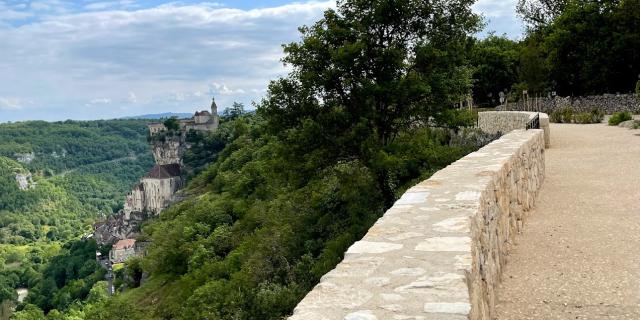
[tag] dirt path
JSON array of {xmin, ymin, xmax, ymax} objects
[{"xmin": 495, "ymin": 123, "xmax": 640, "ymax": 320}]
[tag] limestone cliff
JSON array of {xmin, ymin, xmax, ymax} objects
[
  {"xmin": 94, "ymin": 103, "xmax": 218, "ymax": 245},
  {"xmin": 151, "ymin": 136, "xmax": 186, "ymax": 165}
]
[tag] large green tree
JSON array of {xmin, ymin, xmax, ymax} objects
[
  {"xmin": 260, "ymin": 0, "xmax": 481, "ymax": 204},
  {"xmin": 470, "ymin": 34, "xmax": 521, "ymax": 106},
  {"xmin": 544, "ymin": 0, "xmax": 640, "ymax": 95}
]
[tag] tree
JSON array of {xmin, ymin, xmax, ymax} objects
[
  {"xmin": 259, "ymin": 0, "xmax": 481, "ymax": 204},
  {"xmin": 163, "ymin": 117, "xmax": 180, "ymax": 131},
  {"xmin": 517, "ymin": 0, "xmax": 567, "ymax": 29},
  {"xmin": 542, "ymin": 0, "xmax": 640, "ymax": 95},
  {"xmin": 470, "ymin": 34, "xmax": 520, "ymax": 106},
  {"xmin": 222, "ymin": 102, "xmax": 246, "ymax": 120}
]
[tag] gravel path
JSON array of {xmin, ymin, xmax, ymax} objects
[{"xmin": 495, "ymin": 123, "xmax": 640, "ymax": 320}]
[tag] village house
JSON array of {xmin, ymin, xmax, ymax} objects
[{"xmin": 109, "ymin": 239, "xmax": 137, "ymax": 264}]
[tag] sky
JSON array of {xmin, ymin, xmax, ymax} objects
[{"xmin": 0, "ymin": 0, "xmax": 524, "ymax": 122}]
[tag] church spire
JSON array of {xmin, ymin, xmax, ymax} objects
[{"xmin": 210, "ymin": 96, "xmax": 218, "ymax": 116}]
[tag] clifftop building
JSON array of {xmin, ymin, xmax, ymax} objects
[
  {"xmin": 94, "ymin": 97, "xmax": 219, "ymax": 247},
  {"xmin": 148, "ymin": 97, "xmax": 220, "ymax": 135}
]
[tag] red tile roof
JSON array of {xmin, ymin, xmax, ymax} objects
[{"xmin": 113, "ymin": 239, "xmax": 136, "ymax": 250}]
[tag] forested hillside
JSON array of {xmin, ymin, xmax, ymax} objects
[
  {"xmin": 4, "ymin": 0, "xmax": 639, "ymax": 319},
  {"xmin": 0, "ymin": 120, "xmax": 154, "ymax": 319}
]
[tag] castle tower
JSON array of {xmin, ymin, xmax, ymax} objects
[
  {"xmin": 211, "ymin": 97, "xmax": 218, "ymax": 116},
  {"xmin": 210, "ymin": 96, "xmax": 220, "ymax": 129}
]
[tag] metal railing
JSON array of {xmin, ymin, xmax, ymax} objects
[{"xmin": 526, "ymin": 113, "xmax": 540, "ymax": 130}]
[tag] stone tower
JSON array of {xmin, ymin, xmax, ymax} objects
[{"xmin": 211, "ymin": 97, "xmax": 218, "ymax": 116}]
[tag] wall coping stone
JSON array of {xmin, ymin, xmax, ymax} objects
[{"xmin": 289, "ymin": 128, "xmax": 546, "ymax": 320}]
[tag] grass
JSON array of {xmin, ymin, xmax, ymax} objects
[{"xmin": 608, "ymin": 111, "xmax": 633, "ymax": 126}]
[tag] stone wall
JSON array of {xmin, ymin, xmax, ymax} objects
[
  {"xmin": 497, "ymin": 94, "xmax": 639, "ymax": 114},
  {"xmin": 289, "ymin": 129, "xmax": 546, "ymax": 320},
  {"xmin": 478, "ymin": 111, "xmax": 550, "ymax": 148}
]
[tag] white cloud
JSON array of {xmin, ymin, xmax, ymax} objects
[
  {"xmin": 0, "ymin": 0, "xmax": 522, "ymax": 121},
  {"xmin": 127, "ymin": 91, "xmax": 138, "ymax": 104},
  {"xmin": 86, "ymin": 98, "xmax": 112, "ymax": 106},
  {"xmin": 0, "ymin": 97, "xmax": 28, "ymax": 110},
  {"xmin": 210, "ymin": 82, "xmax": 246, "ymax": 95},
  {"xmin": 0, "ymin": 1, "xmax": 334, "ymax": 121}
]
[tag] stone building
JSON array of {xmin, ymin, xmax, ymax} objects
[
  {"xmin": 148, "ymin": 97, "xmax": 220, "ymax": 136},
  {"xmin": 123, "ymin": 163, "xmax": 183, "ymax": 217},
  {"xmin": 109, "ymin": 239, "xmax": 137, "ymax": 264},
  {"xmin": 94, "ymin": 98, "xmax": 219, "ymax": 248}
]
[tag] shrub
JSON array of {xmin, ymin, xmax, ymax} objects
[
  {"xmin": 549, "ymin": 110, "xmax": 563, "ymax": 123},
  {"xmin": 608, "ymin": 111, "xmax": 633, "ymax": 126},
  {"xmin": 573, "ymin": 112, "xmax": 594, "ymax": 124},
  {"xmin": 590, "ymin": 108, "xmax": 605, "ymax": 123},
  {"xmin": 550, "ymin": 108, "xmax": 604, "ymax": 124},
  {"xmin": 549, "ymin": 108, "xmax": 573, "ymax": 123}
]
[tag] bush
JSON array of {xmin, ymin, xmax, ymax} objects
[
  {"xmin": 573, "ymin": 112, "xmax": 594, "ymax": 124},
  {"xmin": 608, "ymin": 111, "xmax": 633, "ymax": 126},
  {"xmin": 550, "ymin": 108, "xmax": 603, "ymax": 124}
]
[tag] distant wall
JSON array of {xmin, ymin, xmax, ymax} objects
[
  {"xmin": 289, "ymin": 129, "xmax": 546, "ymax": 320},
  {"xmin": 497, "ymin": 94, "xmax": 639, "ymax": 114},
  {"xmin": 478, "ymin": 111, "xmax": 550, "ymax": 148}
]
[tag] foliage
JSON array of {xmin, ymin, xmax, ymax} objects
[
  {"xmin": 540, "ymin": 0, "xmax": 640, "ymax": 96},
  {"xmin": 517, "ymin": 0, "xmax": 567, "ymax": 29},
  {"xmin": 0, "ymin": 119, "xmax": 152, "ymax": 318},
  {"xmin": 608, "ymin": 111, "xmax": 633, "ymax": 126},
  {"xmin": 162, "ymin": 118, "xmax": 180, "ymax": 132},
  {"xmin": 469, "ymin": 35, "xmax": 520, "ymax": 107},
  {"xmin": 261, "ymin": 0, "xmax": 480, "ymax": 205},
  {"xmin": 550, "ymin": 108, "xmax": 603, "ymax": 124},
  {"xmin": 221, "ymin": 102, "xmax": 246, "ymax": 121},
  {"xmin": 24, "ymin": 240, "xmax": 106, "ymax": 313},
  {"xmin": 550, "ymin": 108, "xmax": 604, "ymax": 124},
  {"xmin": 636, "ymin": 80, "xmax": 640, "ymax": 95},
  {"xmin": 55, "ymin": 1, "xmax": 487, "ymax": 319}
]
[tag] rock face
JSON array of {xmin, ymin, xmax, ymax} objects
[
  {"xmin": 151, "ymin": 137, "xmax": 186, "ymax": 165},
  {"xmin": 15, "ymin": 173, "xmax": 34, "ymax": 190},
  {"xmin": 290, "ymin": 124, "xmax": 546, "ymax": 320}
]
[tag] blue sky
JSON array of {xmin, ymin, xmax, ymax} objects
[{"xmin": 0, "ymin": 0, "xmax": 524, "ymax": 122}]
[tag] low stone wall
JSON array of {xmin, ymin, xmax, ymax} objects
[
  {"xmin": 290, "ymin": 129, "xmax": 546, "ymax": 320},
  {"xmin": 497, "ymin": 94, "xmax": 639, "ymax": 114},
  {"xmin": 478, "ymin": 111, "xmax": 550, "ymax": 148}
]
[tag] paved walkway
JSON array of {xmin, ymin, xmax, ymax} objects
[{"xmin": 495, "ymin": 123, "xmax": 640, "ymax": 320}]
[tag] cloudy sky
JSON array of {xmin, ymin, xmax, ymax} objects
[{"xmin": 0, "ymin": 0, "xmax": 523, "ymax": 122}]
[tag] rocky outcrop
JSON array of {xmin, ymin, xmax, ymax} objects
[
  {"xmin": 15, "ymin": 173, "xmax": 35, "ymax": 190},
  {"xmin": 290, "ymin": 128, "xmax": 546, "ymax": 320},
  {"xmin": 151, "ymin": 136, "xmax": 186, "ymax": 165}
]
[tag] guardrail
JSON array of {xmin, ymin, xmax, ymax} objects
[{"xmin": 526, "ymin": 113, "xmax": 540, "ymax": 130}]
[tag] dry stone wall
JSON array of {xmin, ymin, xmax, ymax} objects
[
  {"xmin": 497, "ymin": 94, "xmax": 639, "ymax": 114},
  {"xmin": 289, "ymin": 128, "xmax": 546, "ymax": 320},
  {"xmin": 478, "ymin": 111, "xmax": 550, "ymax": 148}
]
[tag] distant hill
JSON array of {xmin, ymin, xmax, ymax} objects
[{"xmin": 121, "ymin": 112, "xmax": 192, "ymax": 120}]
